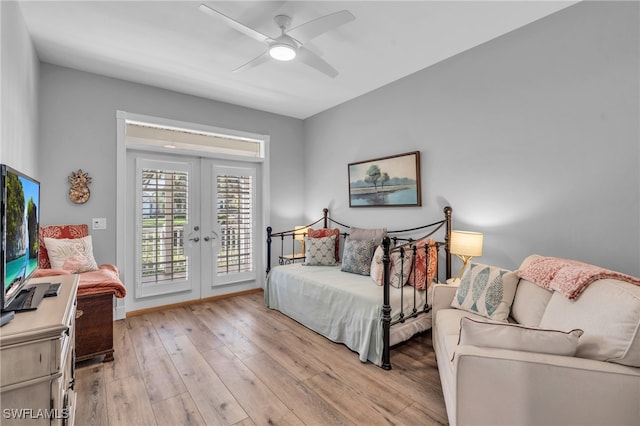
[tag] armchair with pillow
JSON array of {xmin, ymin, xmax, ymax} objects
[
  {"xmin": 34, "ymin": 224, "xmax": 126, "ymax": 363},
  {"xmin": 431, "ymin": 255, "xmax": 640, "ymax": 426}
]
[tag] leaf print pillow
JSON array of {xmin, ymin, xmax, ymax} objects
[
  {"xmin": 43, "ymin": 235, "xmax": 99, "ymax": 273},
  {"xmin": 450, "ymin": 263, "xmax": 519, "ymax": 322}
]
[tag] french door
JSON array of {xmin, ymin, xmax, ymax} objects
[{"xmin": 126, "ymin": 151, "xmax": 260, "ymax": 310}]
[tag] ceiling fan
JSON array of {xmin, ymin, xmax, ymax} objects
[{"xmin": 199, "ymin": 4, "xmax": 355, "ymax": 78}]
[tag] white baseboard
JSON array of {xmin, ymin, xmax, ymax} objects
[{"xmin": 114, "ymin": 304, "xmax": 126, "ymax": 320}]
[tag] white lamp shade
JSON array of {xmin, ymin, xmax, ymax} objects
[
  {"xmin": 294, "ymin": 226, "xmax": 308, "ymax": 241},
  {"xmin": 450, "ymin": 231, "xmax": 483, "ymax": 257}
]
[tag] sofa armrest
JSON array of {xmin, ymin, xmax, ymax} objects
[
  {"xmin": 432, "ymin": 283, "xmax": 459, "ymax": 320},
  {"xmin": 454, "ymin": 345, "xmax": 640, "ymax": 426}
]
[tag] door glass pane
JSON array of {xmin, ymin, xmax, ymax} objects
[
  {"xmin": 141, "ymin": 168, "xmax": 188, "ymax": 284},
  {"xmin": 216, "ymin": 174, "xmax": 253, "ymax": 276}
]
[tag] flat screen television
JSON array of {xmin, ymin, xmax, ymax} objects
[{"xmin": 1, "ymin": 164, "xmax": 41, "ymax": 312}]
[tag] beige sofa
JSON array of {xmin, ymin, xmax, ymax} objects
[{"xmin": 432, "ymin": 255, "xmax": 640, "ymax": 426}]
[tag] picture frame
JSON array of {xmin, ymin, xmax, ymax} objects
[{"xmin": 348, "ymin": 151, "xmax": 422, "ymax": 207}]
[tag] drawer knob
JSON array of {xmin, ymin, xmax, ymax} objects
[{"xmin": 76, "ymin": 309, "xmax": 84, "ymax": 319}]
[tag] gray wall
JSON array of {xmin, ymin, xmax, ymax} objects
[
  {"xmin": 303, "ymin": 1, "xmax": 640, "ymax": 276},
  {"xmin": 38, "ymin": 64, "xmax": 305, "ymax": 264},
  {"xmin": 19, "ymin": 0, "xmax": 640, "ymax": 280},
  {"xmin": 0, "ymin": 1, "xmax": 40, "ymax": 177}
]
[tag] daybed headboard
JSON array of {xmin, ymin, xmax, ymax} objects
[{"xmin": 266, "ymin": 206, "xmax": 453, "ymax": 280}]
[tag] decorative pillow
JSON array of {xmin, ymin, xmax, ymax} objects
[
  {"xmin": 370, "ymin": 246, "xmax": 413, "ymax": 288},
  {"xmin": 349, "ymin": 227, "xmax": 387, "ymax": 245},
  {"xmin": 407, "ymin": 238, "xmax": 437, "ymax": 290},
  {"xmin": 43, "ymin": 235, "xmax": 99, "ymax": 273},
  {"xmin": 455, "ymin": 317, "xmax": 584, "ymax": 360},
  {"xmin": 303, "ymin": 235, "xmax": 337, "ymax": 266},
  {"xmin": 341, "ymin": 238, "xmax": 377, "ymax": 275},
  {"xmin": 510, "ymin": 278, "xmax": 553, "ymax": 327},
  {"xmin": 538, "ymin": 279, "xmax": 640, "ymax": 367},
  {"xmin": 370, "ymin": 247, "xmax": 385, "ymax": 285},
  {"xmin": 307, "ymin": 228, "xmax": 341, "ymax": 261},
  {"xmin": 39, "ymin": 224, "xmax": 89, "ymax": 268},
  {"xmin": 450, "ymin": 263, "xmax": 519, "ymax": 322}
]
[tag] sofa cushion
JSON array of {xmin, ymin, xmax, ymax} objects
[
  {"xmin": 457, "ymin": 317, "xmax": 583, "ymax": 360},
  {"xmin": 450, "ymin": 263, "xmax": 519, "ymax": 322},
  {"xmin": 435, "ymin": 308, "xmax": 488, "ymax": 367},
  {"xmin": 539, "ymin": 278, "xmax": 640, "ymax": 367},
  {"xmin": 511, "ymin": 278, "xmax": 554, "ymax": 327},
  {"xmin": 511, "ymin": 254, "xmax": 553, "ymax": 326}
]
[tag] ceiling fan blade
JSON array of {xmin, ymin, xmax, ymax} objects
[
  {"xmin": 199, "ymin": 4, "xmax": 271, "ymax": 44},
  {"xmin": 287, "ymin": 10, "xmax": 355, "ymax": 44},
  {"xmin": 232, "ymin": 51, "xmax": 272, "ymax": 73},
  {"xmin": 296, "ymin": 47, "xmax": 338, "ymax": 78}
]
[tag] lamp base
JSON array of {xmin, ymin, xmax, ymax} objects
[{"xmin": 453, "ymin": 255, "xmax": 474, "ymax": 280}]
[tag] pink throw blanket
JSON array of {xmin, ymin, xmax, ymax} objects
[
  {"xmin": 517, "ymin": 256, "xmax": 640, "ymax": 300},
  {"xmin": 33, "ymin": 264, "xmax": 126, "ymax": 298}
]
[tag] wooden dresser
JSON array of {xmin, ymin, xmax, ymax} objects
[{"xmin": 0, "ymin": 275, "xmax": 78, "ymax": 426}]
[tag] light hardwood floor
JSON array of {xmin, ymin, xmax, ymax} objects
[{"xmin": 74, "ymin": 291, "xmax": 448, "ymax": 426}]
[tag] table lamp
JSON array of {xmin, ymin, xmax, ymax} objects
[
  {"xmin": 450, "ymin": 230, "xmax": 484, "ymax": 280},
  {"xmin": 294, "ymin": 226, "xmax": 309, "ymax": 255}
]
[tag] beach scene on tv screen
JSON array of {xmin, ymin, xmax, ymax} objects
[{"xmin": 4, "ymin": 173, "xmax": 39, "ymax": 290}]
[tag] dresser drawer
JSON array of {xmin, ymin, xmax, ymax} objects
[
  {"xmin": 1, "ymin": 374, "xmax": 59, "ymax": 425},
  {"xmin": 0, "ymin": 338, "xmax": 61, "ymax": 387}
]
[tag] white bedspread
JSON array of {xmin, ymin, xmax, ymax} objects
[{"xmin": 264, "ymin": 263, "xmax": 431, "ymax": 366}]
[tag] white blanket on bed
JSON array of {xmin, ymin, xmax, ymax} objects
[{"xmin": 264, "ymin": 264, "xmax": 429, "ymax": 366}]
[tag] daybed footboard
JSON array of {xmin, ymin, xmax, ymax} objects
[{"xmin": 265, "ymin": 206, "xmax": 453, "ymax": 370}]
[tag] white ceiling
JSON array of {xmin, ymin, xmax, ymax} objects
[{"xmin": 19, "ymin": 1, "xmax": 578, "ymax": 119}]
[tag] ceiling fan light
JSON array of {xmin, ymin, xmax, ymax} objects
[{"xmin": 269, "ymin": 44, "xmax": 296, "ymax": 61}]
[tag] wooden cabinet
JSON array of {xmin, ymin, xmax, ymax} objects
[
  {"xmin": 1, "ymin": 275, "xmax": 78, "ymax": 426},
  {"xmin": 76, "ymin": 291, "xmax": 114, "ymax": 362}
]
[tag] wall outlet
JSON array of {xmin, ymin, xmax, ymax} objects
[{"xmin": 92, "ymin": 218, "xmax": 107, "ymax": 230}]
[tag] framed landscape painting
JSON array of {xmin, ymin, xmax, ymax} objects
[{"xmin": 348, "ymin": 151, "xmax": 421, "ymax": 207}]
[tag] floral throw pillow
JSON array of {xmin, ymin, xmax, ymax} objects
[
  {"xmin": 341, "ymin": 238, "xmax": 377, "ymax": 275},
  {"xmin": 303, "ymin": 235, "xmax": 337, "ymax": 266},
  {"xmin": 370, "ymin": 245, "xmax": 413, "ymax": 288},
  {"xmin": 43, "ymin": 235, "xmax": 99, "ymax": 273},
  {"xmin": 450, "ymin": 263, "xmax": 519, "ymax": 322}
]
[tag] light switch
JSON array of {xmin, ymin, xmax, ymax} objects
[{"xmin": 92, "ymin": 218, "xmax": 107, "ymax": 230}]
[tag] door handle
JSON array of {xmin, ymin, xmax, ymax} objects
[
  {"xmin": 204, "ymin": 231, "xmax": 219, "ymax": 243},
  {"xmin": 189, "ymin": 237, "xmax": 200, "ymax": 242}
]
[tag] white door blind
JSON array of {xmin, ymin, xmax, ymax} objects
[
  {"xmin": 216, "ymin": 174, "xmax": 253, "ymax": 276},
  {"xmin": 141, "ymin": 168, "xmax": 188, "ymax": 284}
]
